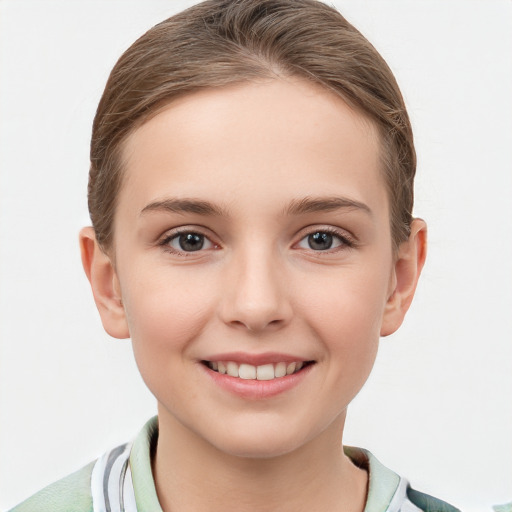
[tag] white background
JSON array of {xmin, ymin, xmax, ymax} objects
[{"xmin": 0, "ymin": 1, "xmax": 511, "ymax": 511}]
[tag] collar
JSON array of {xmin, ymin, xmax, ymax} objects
[{"xmin": 103, "ymin": 416, "xmax": 409, "ymax": 512}]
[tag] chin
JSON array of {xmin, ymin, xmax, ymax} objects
[
  {"xmin": 218, "ymin": 438, "xmax": 300, "ymax": 460},
  {"xmin": 206, "ymin": 423, "xmax": 313, "ymax": 460}
]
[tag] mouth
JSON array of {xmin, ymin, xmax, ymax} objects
[{"xmin": 202, "ymin": 360, "xmax": 315, "ymax": 381}]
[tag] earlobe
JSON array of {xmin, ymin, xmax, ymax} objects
[
  {"xmin": 380, "ymin": 219, "xmax": 427, "ymax": 337},
  {"xmin": 79, "ymin": 227, "xmax": 130, "ymax": 339}
]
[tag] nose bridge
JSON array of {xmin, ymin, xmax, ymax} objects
[{"xmin": 220, "ymin": 241, "xmax": 291, "ymax": 332}]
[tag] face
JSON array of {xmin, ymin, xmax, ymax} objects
[{"xmin": 110, "ymin": 78, "xmax": 398, "ymax": 458}]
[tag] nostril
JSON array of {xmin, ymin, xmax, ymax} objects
[{"xmin": 243, "ymin": 318, "xmax": 286, "ymax": 333}]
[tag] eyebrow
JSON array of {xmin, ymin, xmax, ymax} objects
[
  {"xmin": 284, "ymin": 196, "xmax": 372, "ymax": 216},
  {"xmin": 140, "ymin": 198, "xmax": 228, "ymax": 217},
  {"xmin": 140, "ymin": 195, "xmax": 372, "ymax": 218}
]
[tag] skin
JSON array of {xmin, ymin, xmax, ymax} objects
[{"xmin": 80, "ymin": 78, "xmax": 426, "ymax": 512}]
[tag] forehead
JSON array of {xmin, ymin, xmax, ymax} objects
[{"xmin": 118, "ymin": 78, "xmax": 386, "ymax": 220}]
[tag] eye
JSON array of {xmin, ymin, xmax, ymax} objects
[
  {"xmin": 296, "ymin": 230, "xmax": 351, "ymax": 251},
  {"xmin": 163, "ymin": 231, "xmax": 215, "ymax": 253}
]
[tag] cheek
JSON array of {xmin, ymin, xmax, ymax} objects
[
  {"xmin": 298, "ymin": 266, "xmax": 389, "ymax": 379},
  {"xmin": 301, "ymin": 266, "xmax": 390, "ymax": 336},
  {"xmin": 118, "ymin": 265, "xmax": 216, "ymax": 374},
  {"xmin": 121, "ymin": 259, "xmax": 212, "ymax": 328},
  {"xmin": 314, "ymin": 289, "xmax": 381, "ymax": 405}
]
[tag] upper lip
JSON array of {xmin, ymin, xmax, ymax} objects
[{"xmin": 201, "ymin": 352, "xmax": 313, "ymax": 366}]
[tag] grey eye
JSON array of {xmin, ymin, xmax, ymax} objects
[
  {"xmin": 169, "ymin": 232, "xmax": 213, "ymax": 252},
  {"xmin": 297, "ymin": 231, "xmax": 344, "ymax": 251},
  {"xmin": 308, "ymin": 232, "xmax": 333, "ymax": 250}
]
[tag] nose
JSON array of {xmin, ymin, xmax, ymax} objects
[{"xmin": 219, "ymin": 248, "xmax": 293, "ymax": 333}]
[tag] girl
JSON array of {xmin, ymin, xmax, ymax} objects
[{"xmin": 4, "ymin": 1, "xmax": 510, "ymax": 511}]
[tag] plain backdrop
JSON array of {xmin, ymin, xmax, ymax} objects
[{"xmin": 0, "ymin": 1, "xmax": 511, "ymax": 511}]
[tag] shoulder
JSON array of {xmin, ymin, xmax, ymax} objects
[
  {"xmin": 406, "ymin": 486, "xmax": 461, "ymax": 512},
  {"xmin": 8, "ymin": 418, "xmax": 158, "ymax": 512},
  {"xmin": 344, "ymin": 446, "xmax": 461, "ymax": 512},
  {"xmin": 8, "ymin": 461, "xmax": 95, "ymax": 512}
]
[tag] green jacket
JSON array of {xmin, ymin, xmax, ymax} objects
[{"xmin": 9, "ymin": 417, "xmax": 460, "ymax": 512}]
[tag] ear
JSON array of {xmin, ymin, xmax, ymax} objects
[
  {"xmin": 79, "ymin": 227, "xmax": 130, "ymax": 339},
  {"xmin": 380, "ymin": 219, "xmax": 427, "ymax": 337}
]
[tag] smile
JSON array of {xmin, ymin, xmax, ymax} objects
[{"xmin": 203, "ymin": 360, "xmax": 312, "ymax": 380}]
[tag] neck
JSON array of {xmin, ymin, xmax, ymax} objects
[{"xmin": 153, "ymin": 408, "xmax": 367, "ymax": 512}]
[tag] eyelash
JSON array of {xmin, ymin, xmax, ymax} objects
[
  {"xmin": 158, "ymin": 228, "xmax": 216, "ymax": 255},
  {"xmin": 295, "ymin": 227, "xmax": 356, "ymax": 253},
  {"xmin": 158, "ymin": 226, "xmax": 356, "ymax": 256}
]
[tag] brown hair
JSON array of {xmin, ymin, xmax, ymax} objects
[{"xmin": 89, "ymin": 0, "xmax": 415, "ymax": 251}]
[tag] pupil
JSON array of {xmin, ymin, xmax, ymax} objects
[
  {"xmin": 179, "ymin": 233, "xmax": 204, "ymax": 251},
  {"xmin": 308, "ymin": 232, "xmax": 333, "ymax": 250}
]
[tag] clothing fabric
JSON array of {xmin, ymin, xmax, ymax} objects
[{"xmin": 9, "ymin": 417, "xmax": 460, "ymax": 512}]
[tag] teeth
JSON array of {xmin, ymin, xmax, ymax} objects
[
  {"xmin": 226, "ymin": 361, "xmax": 239, "ymax": 377},
  {"xmin": 239, "ymin": 363, "xmax": 256, "ymax": 380},
  {"xmin": 207, "ymin": 360, "xmax": 308, "ymax": 380},
  {"xmin": 256, "ymin": 364, "xmax": 274, "ymax": 381},
  {"xmin": 275, "ymin": 362, "xmax": 287, "ymax": 378}
]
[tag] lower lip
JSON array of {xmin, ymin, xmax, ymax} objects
[{"xmin": 201, "ymin": 363, "xmax": 314, "ymax": 400}]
